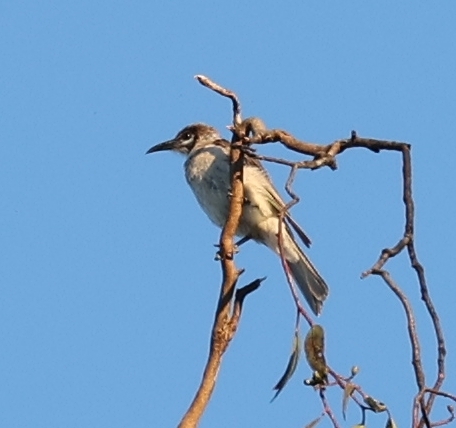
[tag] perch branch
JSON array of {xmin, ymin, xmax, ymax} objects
[{"xmin": 178, "ymin": 76, "xmax": 259, "ymax": 428}]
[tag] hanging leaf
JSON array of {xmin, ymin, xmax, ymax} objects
[
  {"xmin": 304, "ymin": 325, "xmax": 327, "ymax": 382},
  {"xmin": 385, "ymin": 417, "xmax": 398, "ymax": 428},
  {"xmin": 364, "ymin": 396, "xmax": 387, "ymax": 413},
  {"xmin": 271, "ymin": 331, "xmax": 300, "ymax": 402},
  {"xmin": 342, "ymin": 383, "xmax": 356, "ymax": 420},
  {"xmin": 304, "ymin": 414, "xmax": 324, "ymax": 428}
]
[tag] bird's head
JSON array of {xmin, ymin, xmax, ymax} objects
[{"xmin": 146, "ymin": 123, "xmax": 221, "ymax": 156}]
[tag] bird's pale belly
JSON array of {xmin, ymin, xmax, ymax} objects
[
  {"xmin": 185, "ymin": 148, "xmax": 279, "ymax": 240},
  {"xmin": 185, "ymin": 151, "xmax": 231, "ymax": 230},
  {"xmin": 186, "ymin": 177, "xmax": 276, "ymax": 243}
]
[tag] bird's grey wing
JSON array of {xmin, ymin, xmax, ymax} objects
[
  {"xmin": 244, "ymin": 156, "xmax": 312, "ymax": 248},
  {"xmin": 263, "ymin": 185, "xmax": 312, "ymax": 248},
  {"xmin": 284, "ymin": 215, "xmax": 312, "ymax": 248}
]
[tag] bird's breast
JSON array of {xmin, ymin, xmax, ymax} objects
[
  {"xmin": 183, "ymin": 146, "xmax": 282, "ymax": 239},
  {"xmin": 184, "ymin": 148, "xmax": 231, "ymax": 228}
]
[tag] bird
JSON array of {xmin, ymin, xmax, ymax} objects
[{"xmin": 146, "ymin": 123, "xmax": 329, "ymax": 315}]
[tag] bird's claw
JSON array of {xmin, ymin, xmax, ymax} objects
[
  {"xmin": 227, "ymin": 190, "xmax": 249, "ymax": 205},
  {"xmin": 214, "ymin": 243, "xmax": 240, "ymax": 260},
  {"xmin": 240, "ymin": 145, "xmax": 257, "ymax": 156}
]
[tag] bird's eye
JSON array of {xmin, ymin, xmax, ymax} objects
[{"xmin": 182, "ymin": 132, "xmax": 192, "ymax": 141}]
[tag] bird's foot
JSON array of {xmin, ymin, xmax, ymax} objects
[
  {"xmin": 227, "ymin": 190, "xmax": 249, "ymax": 204},
  {"xmin": 213, "ymin": 235, "xmax": 251, "ymax": 260},
  {"xmin": 214, "ymin": 244, "xmax": 240, "ymax": 260}
]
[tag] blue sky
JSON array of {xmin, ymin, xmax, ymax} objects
[{"xmin": 1, "ymin": 1, "xmax": 455, "ymax": 427}]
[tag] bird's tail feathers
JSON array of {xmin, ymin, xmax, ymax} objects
[{"xmin": 285, "ymin": 249, "xmax": 329, "ymax": 316}]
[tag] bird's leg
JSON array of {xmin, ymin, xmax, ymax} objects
[
  {"xmin": 235, "ymin": 235, "xmax": 252, "ymax": 247},
  {"xmin": 227, "ymin": 188, "xmax": 250, "ymax": 205},
  {"xmin": 214, "ymin": 235, "xmax": 252, "ymax": 260}
]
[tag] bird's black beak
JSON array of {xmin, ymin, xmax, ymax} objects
[{"xmin": 146, "ymin": 139, "xmax": 179, "ymax": 155}]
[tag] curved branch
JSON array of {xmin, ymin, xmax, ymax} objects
[
  {"xmin": 178, "ymin": 76, "xmax": 258, "ymax": 428},
  {"xmin": 246, "ymin": 121, "xmax": 448, "ymax": 427}
]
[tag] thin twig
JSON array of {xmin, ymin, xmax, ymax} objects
[
  {"xmin": 195, "ymin": 74, "xmax": 241, "ymax": 126},
  {"xmin": 371, "ymin": 269, "xmax": 426, "ymax": 386},
  {"xmin": 431, "ymin": 406, "xmax": 454, "ymax": 428},
  {"xmin": 277, "ymin": 216, "xmax": 314, "ymax": 326},
  {"xmin": 319, "ymin": 388, "xmax": 342, "ymax": 428},
  {"xmin": 275, "ymin": 164, "xmax": 314, "ymax": 325},
  {"xmin": 425, "ymin": 390, "xmax": 456, "ymax": 403}
]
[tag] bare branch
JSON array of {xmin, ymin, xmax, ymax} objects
[
  {"xmin": 425, "ymin": 390, "xmax": 456, "ymax": 403},
  {"xmin": 179, "ymin": 77, "xmax": 255, "ymax": 428},
  {"xmin": 370, "ymin": 270, "xmax": 426, "ymax": 386},
  {"xmin": 431, "ymin": 406, "xmax": 455, "ymax": 428},
  {"xmin": 319, "ymin": 388, "xmax": 342, "ymax": 428},
  {"xmin": 277, "ymin": 203, "xmax": 314, "ymax": 326},
  {"xmin": 195, "ymin": 74, "xmax": 241, "ymax": 126},
  {"xmin": 361, "ymin": 235, "xmax": 411, "ymax": 278},
  {"xmin": 246, "ymin": 121, "xmax": 449, "ymax": 427}
]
